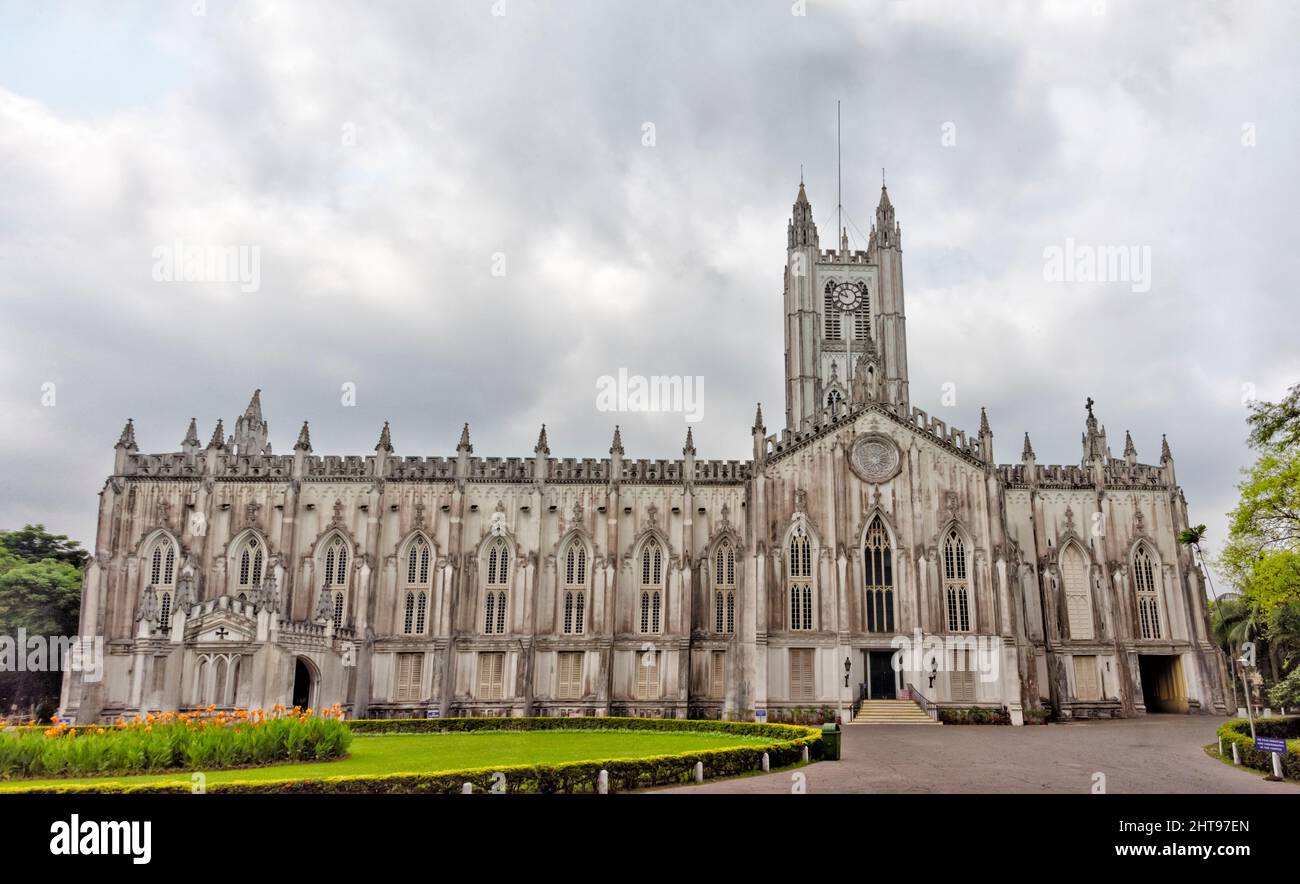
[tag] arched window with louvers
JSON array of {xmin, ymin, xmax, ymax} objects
[
  {"xmin": 561, "ymin": 537, "xmax": 589, "ymax": 635},
  {"xmin": 863, "ymin": 516, "xmax": 894, "ymax": 633},
  {"xmin": 713, "ymin": 540, "xmax": 736, "ymax": 635},
  {"xmin": 319, "ymin": 534, "xmax": 351, "ymax": 630},
  {"xmin": 638, "ymin": 539, "xmax": 664, "ymax": 635},
  {"xmin": 143, "ymin": 532, "xmax": 179, "ymax": 632},
  {"xmin": 400, "ymin": 534, "xmax": 432, "ymax": 636},
  {"xmin": 1133, "ymin": 543, "xmax": 1163, "ymax": 640},
  {"xmin": 788, "ymin": 525, "xmax": 814, "ymax": 631},
  {"xmin": 483, "ymin": 537, "xmax": 510, "ymax": 635}
]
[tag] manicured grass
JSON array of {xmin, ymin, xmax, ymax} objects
[{"xmin": 0, "ymin": 729, "xmax": 773, "ymax": 793}]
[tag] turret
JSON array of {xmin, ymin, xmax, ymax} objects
[
  {"xmin": 113, "ymin": 419, "xmax": 137, "ymax": 474},
  {"xmin": 373, "ymin": 421, "xmax": 393, "ymax": 476},
  {"xmin": 233, "ymin": 389, "xmax": 269, "ymax": 456},
  {"xmin": 608, "ymin": 425, "xmax": 624, "ymax": 484},
  {"xmin": 978, "ymin": 407, "xmax": 993, "ymax": 463},
  {"xmin": 752, "ymin": 403, "xmax": 766, "ymax": 466}
]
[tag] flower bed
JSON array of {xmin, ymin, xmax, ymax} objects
[
  {"xmin": 10, "ymin": 716, "xmax": 820, "ymax": 794},
  {"xmin": 0, "ymin": 705, "xmax": 352, "ymax": 780}
]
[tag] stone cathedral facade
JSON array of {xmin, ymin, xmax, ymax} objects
[{"xmin": 60, "ymin": 181, "xmax": 1228, "ymax": 725}]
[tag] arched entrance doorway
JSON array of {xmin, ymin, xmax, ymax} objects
[{"xmin": 292, "ymin": 657, "xmax": 316, "ymax": 710}]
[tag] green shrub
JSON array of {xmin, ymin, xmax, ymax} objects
[{"xmin": 1215, "ymin": 717, "xmax": 1300, "ymax": 780}]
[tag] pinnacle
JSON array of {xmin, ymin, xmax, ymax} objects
[
  {"xmin": 753, "ymin": 402, "xmax": 765, "ymax": 433},
  {"xmin": 610, "ymin": 425, "xmax": 624, "ymax": 456},
  {"xmin": 457, "ymin": 422, "xmax": 472, "ymax": 452},
  {"xmin": 208, "ymin": 419, "xmax": 225, "ymax": 450},
  {"xmin": 1124, "ymin": 430, "xmax": 1137, "ymax": 457},
  {"xmin": 1161, "ymin": 434, "xmax": 1172, "ymax": 462},
  {"xmin": 1022, "ymin": 432, "xmax": 1035, "ymax": 461},
  {"xmin": 182, "ymin": 417, "xmax": 199, "ymax": 447},
  {"xmin": 115, "ymin": 418, "xmax": 137, "ymax": 450},
  {"xmin": 979, "ymin": 407, "xmax": 991, "ymax": 436},
  {"xmin": 245, "ymin": 389, "xmax": 263, "ymax": 419},
  {"xmin": 294, "ymin": 421, "xmax": 312, "ymax": 451},
  {"xmin": 376, "ymin": 421, "xmax": 393, "ymax": 453},
  {"xmin": 683, "ymin": 426, "xmax": 696, "ymax": 456},
  {"xmin": 535, "ymin": 424, "xmax": 549, "ymax": 456}
]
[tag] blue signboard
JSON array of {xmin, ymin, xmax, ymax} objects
[{"xmin": 1254, "ymin": 736, "xmax": 1287, "ymax": 754}]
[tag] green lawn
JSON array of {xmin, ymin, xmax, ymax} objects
[{"xmin": 0, "ymin": 729, "xmax": 773, "ymax": 793}]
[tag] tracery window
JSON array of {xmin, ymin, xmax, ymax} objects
[
  {"xmin": 714, "ymin": 540, "xmax": 736, "ymax": 634},
  {"xmin": 639, "ymin": 540, "xmax": 664, "ymax": 634},
  {"xmin": 402, "ymin": 535, "xmax": 431, "ymax": 635},
  {"xmin": 943, "ymin": 529, "xmax": 971, "ymax": 633},
  {"xmin": 1133, "ymin": 545, "xmax": 1162, "ymax": 640},
  {"xmin": 562, "ymin": 540, "xmax": 588, "ymax": 635},
  {"xmin": 483, "ymin": 538, "xmax": 510, "ymax": 635},
  {"xmin": 789, "ymin": 528, "xmax": 813, "ymax": 631},
  {"xmin": 321, "ymin": 535, "xmax": 350, "ymax": 630},
  {"xmin": 863, "ymin": 517, "xmax": 894, "ymax": 633}
]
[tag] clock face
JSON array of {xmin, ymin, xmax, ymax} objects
[{"xmin": 834, "ymin": 281, "xmax": 863, "ymax": 310}]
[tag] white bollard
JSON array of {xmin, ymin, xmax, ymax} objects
[
  {"xmin": 761, "ymin": 752, "xmax": 770, "ymax": 772},
  {"xmin": 801, "ymin": 746, "xmax": 810, "ymax": 763},
  {"xmin": 694, "ymin": 761, "xmax": 704, "ymax": 784},
  {"xmin": 1231, "ymin": 742, "xmax": 1240, "ymax": 765},
  {"xmin": 1263, "ymin": 708, "xmax": 1272, "ymax": 718},
  {"xmin": 1237, "ymin": 707, "xmax": 1248, "ymax": 718},
  {"xmin": 461, "ymin": 782, "xmax": 473, "ymax": 793},
  {"xmin": 597, "ymin": 769, "xmax": 609, "ymax": 795},
  {"xmin": 1217, "ymin": 737, "xmax": 1223, "ymax": 756},
  {"xmin": 1272, "ymin": 752, "xmax": 1284, "ymax": 780}
]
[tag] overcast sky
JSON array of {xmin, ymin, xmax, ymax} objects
[{"xmin": 1, "ymin": 0, "xmax": 1297, "ymax": 579}]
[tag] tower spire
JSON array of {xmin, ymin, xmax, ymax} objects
[{"xmin": 375, "ymin": 421, "xmax": 393, "ymax": 452}]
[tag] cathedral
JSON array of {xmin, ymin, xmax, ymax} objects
[{"xmin": 60, "ymin": 180, "xmax": 1228, "ymax": 725}]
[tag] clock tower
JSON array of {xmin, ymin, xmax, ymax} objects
[{"xmin": 782, "ymin": 178, "xmax": 911, "ymax": 431}]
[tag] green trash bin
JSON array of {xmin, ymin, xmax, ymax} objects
[{"xmin": 820, "ymin": 722, "xmax": 841, "ymax": 760}]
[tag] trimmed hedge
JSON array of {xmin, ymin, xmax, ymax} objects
[
  {"xmin": 14, "ymin": 717, "xmax": 822, "ymax": 794},
  {"xmin": 1216, "ymin": 717, "xmax": 1300, "ymax": 781}
]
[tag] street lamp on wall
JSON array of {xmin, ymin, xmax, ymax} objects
[
  {"xmin": 928, "ymin": 657, "xmax": 939, "ymax": 689},
  {"xmin": 843, "ymin": 656, "xmax": 852, "ymax": 688}
]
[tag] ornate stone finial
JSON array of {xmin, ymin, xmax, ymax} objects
[
  {"xmin": 871, "ymin": 487, "xmax": 882, "ymax": 510},
  {"xmin": 175, "ymin": 572, "xmax": 196, "ymax": 615},
  {"xmin": 571, "ymin": 498, "xmax": 584, "ymax": 524},
  {"xmin": 331, "ymin": 498, "xmax": 344, "ymax": 525},
  {"xmin": 155, "ymin": 500, "xmax": 170, "ymax": 527},
  {"xmin": 294, "ymin": 421, "xmax": 312, "ymax": 451},
  {"xmin": 1160, "ymin": 434, "xmax": 1172, "ymax": 462},
  {"xmin": 115, "ymin": 419, "xmax": 138, "ymax": 451},
  {"xmin": 535, "ymin": 424, "xmax": 550, "ymax": 456},
  {"xmin": 609, "ymin": 425, "xmax": 624, "ymax": 456},
  {"xmin": 1022, "ymin": 432, "xmax": 1035, "ymax": 461},
  {"xmin": 258, "ymin": 567, "xmax": 280, "ymax": 613},
  {"xmin": 414, "ymin": 501, "xmax": 427, "ymax": 528},
  {"xmin": 646, "ymin": 503, "xmax": 659, "ymax": 528},
  {"xmin": 1134, "ymin": 506, "xmax": 1145, "ymax": 533},
  {"xmin": 208, "ymin": 419, "xmax": 226, "ymax": 450},
  {"xmin": 245, "ymin": 389, "xmax": 263, "ymax": 421},
  {"xmin": 719, "ymin": 502, "xmax": 731, "ymax": 529},
  {"xmin": 944, "ymin": 490, "xmax": 959, "ymax": 519},
  {"xmin": 1123, "ymin": 430, "xmax": 1137, "ymax": 458},
  {"xmin": 979, "ymin": 407, "xmax": 991, "ymax": 436},
  {"xmin": 1085, "ymin": 396, "xmax": 1095, "ymax": 419},
  {"xmin": 753, "ymin": 403, "xmax": 765, "ymax": 434},
  {"xmin": 457, "ymin": 422, "xmax": 472, "ymax": 453},
  {"xmin": 683, "ymin": 426, "xmax": 695, "ymax": 456},
  {"xmin": 246, "ymin": 500, "xmax": 262, "ymax": 526},
  {"xmin": 794, "ymin": 488, "xmax": 808, "ymax": 514},
  {"xmin": 1064, "ymin": 505, "xmax": 1076, "ymax": 533},
  {"xmin": 182, "ymin": 418, "xmax": 200, "ymax": 448},
  {"xmin": 375, "ymin": 421, "xmax": 393, "ymax": 453},
  {"xmin": 489, "ymin": 501, "xmax": 507, "ymax": 537}
]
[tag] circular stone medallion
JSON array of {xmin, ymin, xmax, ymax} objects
[{"xmin": 848, "ymin": 433, "xmax": 901, "ymax": 483}]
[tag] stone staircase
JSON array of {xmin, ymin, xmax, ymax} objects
[{"xmin": 849, "ymin": 699, "xmax": 941, "ymax": 725}]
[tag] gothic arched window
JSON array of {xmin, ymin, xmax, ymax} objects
[
  {"xmin": 562, "ymin": 539, "xmax": 588, "ymax": 635},
  {"xmin": 863, "ymin": 517, "xmax": 894, "ymax": 633},
  {"xmin": 402, "ymin": 535, "xmax": 431, "ymax": 635},
  {"xmin": 789, "ymin": 528, "xmax": 813, "ymax": 631},
  {"xmin": 827, "ymin": 389, "xmax": 843, "ymax": 409},
  {"xmin": 639, "ymin": 540, "xmax": 664, "ymax": 634},
  {"xmin": 146, "ymin": 534, "xmax": 178, "ymax": 632},
  {"xmin": 321, "ymin": 535, "xmax": 350, "ymax": 630},
  {"xmin": 1133, "ymin": 544, "xmax": 1162, "ymax": 640},
  {"xmin": 714, "ymin": 540, "xmax": 736, "ymax": 634},
  {"xmin": 235, "ymin": 535, "xmax": 265, "ymax": 604},
  {"xmin": 943, "ymin": 529, "xmax": 970, "ymax": 633},
  {"xmin": 483, "ymin": 538, "xmax": 510, "ymax": 635},
  {"xmin": 1061, "ymin": 543, "xmax": 1093, "ymax": 640}
]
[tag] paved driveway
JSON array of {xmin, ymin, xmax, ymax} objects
[{"xmin": 665, "ymin": 716, "xmax": 1298, "ymax": 794}]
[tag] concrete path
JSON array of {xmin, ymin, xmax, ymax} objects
[{"xmin": 663, "ymin": 716, "xmax": 1297, "ymax": 794}]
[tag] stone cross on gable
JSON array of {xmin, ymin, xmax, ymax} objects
[
  {"xmin": 214, "ymin": 627, "xmax": 229, "ymax": 640},
  {"xmin": 1085, "ymin": 397, "xmax": 1095, "ymax": 417}
]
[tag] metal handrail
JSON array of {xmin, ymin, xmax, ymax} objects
[{"xmin": 906, "ymin": 682, "xmax": 939, "ymax": 721}]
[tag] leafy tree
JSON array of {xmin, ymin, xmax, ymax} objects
[
  {"xmin": 1267, "ymin": 666, "xmax": 1300, "ymax": 710},
  {"xmin": 0, "ymin": 524, "xmax": 88, "ymax": 569},
  {"xmin": 1248, "ymin": 381, "xmax": 1300, "ymax": 451}
]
